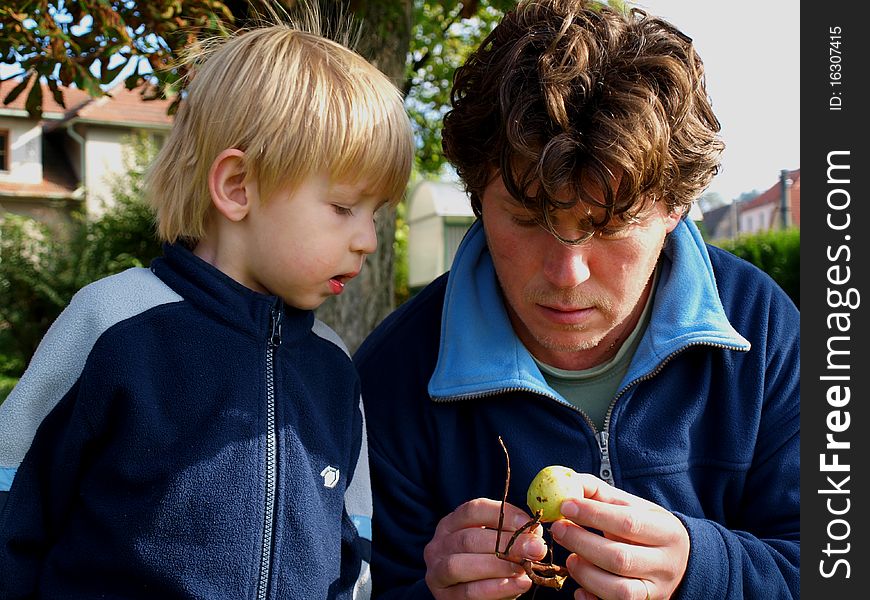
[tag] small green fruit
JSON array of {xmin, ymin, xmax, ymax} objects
[{"xmin": 526, "ymin": 465, "xmax": 584, "ymax": 522}]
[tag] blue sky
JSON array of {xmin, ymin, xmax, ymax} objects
[{"xmin": 636, "ymin": 1, "xmax": 800, "ymax": 201}]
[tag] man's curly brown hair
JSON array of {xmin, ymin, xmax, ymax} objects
[{"xmin": 442, "ymin": 0, "xmax": 724, "ymax": 243}]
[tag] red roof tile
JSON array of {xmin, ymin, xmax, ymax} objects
[
  {"xmin": 1, "ymin": 78, "xmax": 173, "ymax": 127},
  {"xmin": 0, "ymin": 79, "xmax": 92, "ymax": 118},
  {"xmin": 739, "ymin": 168, "xmax": 800, "ymax": 228},
  {"xmin": 77, "ymin": 84, "xmax": 173, "ymax": 127},
  {"xmin": 740, "ymin": 169, "xmax": 800, "ymax": 211}
]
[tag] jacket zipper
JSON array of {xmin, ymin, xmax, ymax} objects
[
  {"xmin": 596, "ymin": 431, "xmax": 613, "ymax": 484},
  {"xmin": 257, "ymin": 302, "xmax": 282, "ymax": 600},
  {"xmin": 435, "ymin": 341, "xmax": 745, "ymax": 488}
]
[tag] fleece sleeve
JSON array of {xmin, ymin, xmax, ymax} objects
[
  {"xmin": 675, "ymin": 298, "xmax": 800, "ymax": 599},
  {"xmin": 311, "ymin": 318, "xmax": 376, "ymax": 600},
  {"xmin": 674, "ymin": 422, "xmax": 799, "ymax": 599},
  {"xmin": 0, "ymin": 375, "xmax": 101, "ymax": 598},
  {"xmin": 365, "ymin": 429, "xmax": 439, "ymax": 600}
]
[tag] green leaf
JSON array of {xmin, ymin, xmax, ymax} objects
[
  {"xmin": 74, "ymin": 64, "xmax": 104, "ymax": 97},
  {"xmin": 46, "ymin": 78, "xmax": 66, "ymax": 108},
  {"xmin": 25, "ymin": 76, "xmax": 43, "ymax": 118},
  {"xmin": 59, "ymin": 62, "xmax": 76, "ymax": 86},
  {"xmin": 100, "ymin": 58, "xmax": 129, "ymax": 85},
  {"xmin": 2, "ymin": 73, "xmax": 33, "ymax": 106}
]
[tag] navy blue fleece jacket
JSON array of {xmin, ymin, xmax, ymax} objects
[
  {"xmin": 355, "ymin": 219, "xmax": 799, "ymax": 599},
  {"xmin": 0, "ymin": 243, "xmax": 373, "ymax": 599}
]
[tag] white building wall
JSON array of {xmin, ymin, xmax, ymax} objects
[
  {"xmin": 740, "ymin": 205, "xmax": 776, "ymax": 234},
  {"xmin": 0, "ymin": 117, "xmax": 42, "ymax": 183},
  {"xmin": 82, "ymin": 125, "xmax": 130, "ymax": 214},
  {"xmin": 408, "ymin": 215, "xmax": 445, "ymax": 288}
]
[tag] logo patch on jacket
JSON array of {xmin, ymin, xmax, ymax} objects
[{"xmin": 320, "ymin": 466, "xmax": 340, "ymax": 489}]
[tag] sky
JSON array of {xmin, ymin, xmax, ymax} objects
[{"xmin": 634, "ymin": 1, "xmax": 800, "ymax": 202}]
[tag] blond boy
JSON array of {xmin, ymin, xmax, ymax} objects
[{"xmin": 0, "ymin": 23, "xmax": 412, "ymax": 599}]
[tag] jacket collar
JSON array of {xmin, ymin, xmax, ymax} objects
[
  {"xmin": 151, "ymin": 243, "xmax": 314, "ymax": 344},
  {"xmin": 428, "ymin": 218, "xmax": 749, "ymax": 401}
]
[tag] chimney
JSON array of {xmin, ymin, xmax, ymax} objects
[{"xmin": 779, "ymin": 169, "xmax": 792, "ymax": 229}]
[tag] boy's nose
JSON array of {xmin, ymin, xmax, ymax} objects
[
  {"xmin": 352, "ymin": 219, "xmax": 378, "ymax": 255},
  {"xmin": 542, "ymin": 240, "xmax": 591, "ymax": 288}
]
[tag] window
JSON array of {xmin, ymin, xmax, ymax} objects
[
  {"xmin": 443, "ymin": 217, "xmax": 475, "ymax": 267},
  {"xmin": 149, "ymin": 131, "xmax": 166, "ymax": 149},
  {"xmin": 0, "ymin": 129, "xmax": 9, "ymax": 171}
]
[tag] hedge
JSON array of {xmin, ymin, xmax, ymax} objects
[{"xmin": 714, "ymin": 227, "xmax": 800, "ymax": 308}]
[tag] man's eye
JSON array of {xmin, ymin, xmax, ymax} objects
[
  {"xmin": 596, "ymin": 226, "xmax": 630, "ymax": 240},
  {"xmin": 511, "ymin": 215, "xmax": 538, "ymax": 227},
  {"xmin": 333, "ymin": 205, "xmax": 354, "ymax": 216}
]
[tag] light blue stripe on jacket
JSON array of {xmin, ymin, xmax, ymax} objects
[{"xmin": 0, "ymin": 467, "xmax": 14, "ymax": 492}]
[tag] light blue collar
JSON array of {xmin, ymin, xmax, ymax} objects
[{"xmin": 428, "ymin": 218, "xmax": 750, "ymax": 401}]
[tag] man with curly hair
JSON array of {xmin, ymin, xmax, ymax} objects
[{"xmin": 355, "ymin": 1, "xmax": 799, "ymax": 598}]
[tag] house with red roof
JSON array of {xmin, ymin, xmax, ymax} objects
[
  {"xmin": 700, "ymin": 169, "xmax": 800, "ymax": 242},
  {"xmin": 0, "ymin": 79, "xmax": 173, "ymax": 226},
  {"xmin": 737, "ymin": 169, "xmax": 801, "ymax": 235}
]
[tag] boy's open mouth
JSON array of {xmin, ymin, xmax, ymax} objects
[{"xmin": 328, "ymin": 272, "xmax": 357, "ymax": 295}]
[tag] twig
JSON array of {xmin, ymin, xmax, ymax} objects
[
  {"xmin": 494, "ymin": 435, "xmax": 569, "ymax": 591},
  {"xmin": 495, "ymin": 435, "xmax": 510, "ymax": 555}
]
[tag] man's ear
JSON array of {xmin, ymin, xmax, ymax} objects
[
  {"xmin": 664, "ymin": 208, "xmax": 683, "ymax": 234},
  {"xmin": 208, "ymin": 149, "xmax": 252, "ymax": 222}
]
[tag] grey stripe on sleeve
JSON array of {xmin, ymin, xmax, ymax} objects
[
  {"xmin": 309, "ymin": 320, "xmax": 373, "ymax": 598},
  {"xmin": 349, "ymin": 396, "xmax": 373, "ymax": 600},
  {"xmin": 311, "ymin": 318, "xmax": 351, "ymax": 356},
  {"xmin": 0, "ymin": 267, "xmax": 182, "ymax": 468}
]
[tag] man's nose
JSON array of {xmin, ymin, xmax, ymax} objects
[{"xmin": 542, "ymin": 239, "xmax": 592, "ymax": 288}]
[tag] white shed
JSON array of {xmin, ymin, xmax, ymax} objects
[{"xmin": 407, "ymin": 180, "xmax": 476, "ymax": 290}]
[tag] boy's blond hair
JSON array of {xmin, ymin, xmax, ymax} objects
[{"xmin": 146, "ymin": 22, "xmax": 413, "ymax": 244}]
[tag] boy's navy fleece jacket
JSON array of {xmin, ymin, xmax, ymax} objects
[
  {"xmin": 354, "ymin": 219, "xmax": 800, "ymax": 599},
  {"xmin": 0, "ymin": 243, "xmax": 373, "ymax": 599}
]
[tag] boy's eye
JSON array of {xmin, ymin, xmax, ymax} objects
[{"xmin": 333, "ymin": 205, "xmax": 354, "ymax": 216}]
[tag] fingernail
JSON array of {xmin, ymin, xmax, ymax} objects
[
  {"xmin": 550, "ymin": 520, "xmax": 566, "ymax": 539},
  {"xmin": 513, "ymin": 515, "xmax": 532, "ymax": 529},
  {"xmin": 524, "ymin": 537, "xmax": 547, "ymax": 557},
  {"xmin": 561, "ymin": 499, "xmax": 579, "ymax": 518}
]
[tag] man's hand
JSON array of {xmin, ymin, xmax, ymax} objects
[
  {"xmin": 424, "ymin": 498, "xmax": 548, "ymax": 600},
  {"xmin": 549, "ymin": 475, "xmax": 690, "ymax": 600}
]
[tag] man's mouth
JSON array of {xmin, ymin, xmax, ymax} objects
[{"xmin": 537, "ymin": 303, "xmax": 595, "ymax": 325}]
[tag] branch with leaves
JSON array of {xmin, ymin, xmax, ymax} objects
[{"xmin": 1, "ymin": 0, "xmax": 236, "ymax": 117}]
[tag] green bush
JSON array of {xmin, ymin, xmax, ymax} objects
[
  {"xmin": 715, "ymin": 228, "xmax": 800, "ymax": 308},
  {"xmin": 0, "ymin": 375, "xmax": 17, "ymax": 405},
  {"xmin": 393, "ymin": 197, "xmax": 410, "ymax": 307},
  {"xmin": 0, "ymin": 133, "xmax": 162, "ymax": 379}
]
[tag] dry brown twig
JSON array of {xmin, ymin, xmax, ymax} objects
[{"xmin": 495, "ymin": 436, "xmax": 569, "ymax": 590}]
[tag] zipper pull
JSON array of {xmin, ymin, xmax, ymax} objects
[
  {"xmin": 269, "ymin": 303, "xmax": 283, "ymax": 348},
  {"xmin": 596, "ymin": 431, "xmax": 614, "ymax": 485}
]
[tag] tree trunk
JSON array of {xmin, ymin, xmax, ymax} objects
[{"xmin": 314, "ymin": 0, "xmax": 413, "ymax": 354}]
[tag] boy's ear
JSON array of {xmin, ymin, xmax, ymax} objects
[{"xmin": 208, "ymin": 149, "xmax": 252, "ymax": 222}]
